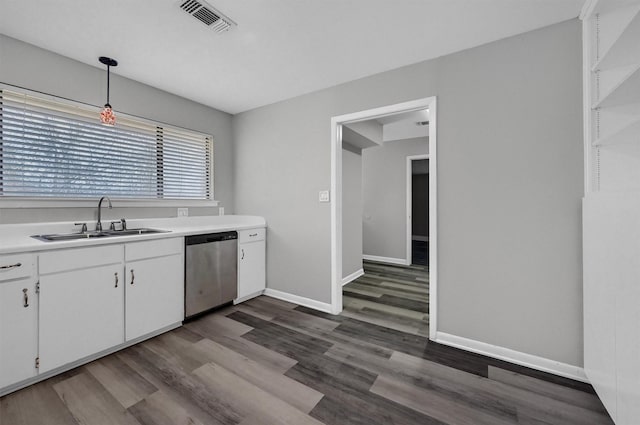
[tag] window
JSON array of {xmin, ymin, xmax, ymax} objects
[{"xmin": 0, "ymin": 89, "xmax": 212, "ymax": 200}]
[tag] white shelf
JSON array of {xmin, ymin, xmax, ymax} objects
[
  {"xmin": 590, "ymin": 0, "xmax": 640, "ymax": 16},
  {"xmin": 593, "ymin": 63, "xmax": 640, "ymax": 108},
  {"xmin": 594, "ymin": 116, "xmax": 640, "ymax": 146},
  {"xmin": 593, "ymin": 6, "xmax": 640, "ymax": 71}
]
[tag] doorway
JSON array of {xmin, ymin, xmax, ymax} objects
[
  {"xmin": 330, "ymin": 97, "xmax": 437, "ymax": 339},
  {"xmin": 407, "ymin": 156, "xmax": 429, "ymax": 266}
]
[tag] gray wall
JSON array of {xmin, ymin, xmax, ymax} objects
[
  {"xmin": 362, "ymin": 137, "xmax": 428, "ymax": 261},
  {"xmin": 233, "ymin": 19, "xmax": 583, "ymax": 366},
  {"xmin": 342, "ymin": 148, "xmax": 363, "ymax": 279},
  {"xmin": 0, "ymin": 35, "xmax": 233, "ymax": 224}
]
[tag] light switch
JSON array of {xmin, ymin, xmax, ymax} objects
[{"xmin": 319, "ymin": 190, "xmax": 330, "ymax": 203}]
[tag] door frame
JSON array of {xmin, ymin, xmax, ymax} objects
[
  {"xmin": 406, "ymin": 154, "xmax": 429, "ymax": 266},
  {"xmin": 330, "ymin": 96, "xmax": 438, "ymax": 339}
]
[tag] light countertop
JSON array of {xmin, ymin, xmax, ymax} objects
[{"xmin": 0, "ymin": 215, "xmax": 266, "ymax": 255}]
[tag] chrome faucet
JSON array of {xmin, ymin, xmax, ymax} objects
[{"xmin": 96, "ymin": 196, "xmax": 113, "ymax": 231}]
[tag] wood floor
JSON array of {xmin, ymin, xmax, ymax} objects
[
  {"xmin": 0, "ymin": 277, "xmax": 613, "ymax": 424},
  {"xmin": 343, "ymin": 260, "xmax": 429, "ymax": 336}
]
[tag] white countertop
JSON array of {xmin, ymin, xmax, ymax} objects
[{"xmin": 0, "ymin": 215, "xmax": 266, "ymax": 255}]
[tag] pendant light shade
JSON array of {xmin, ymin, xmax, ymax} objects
[
  {"xmin": 98, "ymin": 56, "xmax": 118, "ymax": 126},
  {"xmin": 100, "ymin": 105, "xmax": 116, "ymax": 126}
]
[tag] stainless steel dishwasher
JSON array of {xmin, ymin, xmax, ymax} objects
[{"xmin": 184, "ymin": 231, "xmax": 237, "ymax": 319}]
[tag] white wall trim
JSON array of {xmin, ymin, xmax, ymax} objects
[
  {"xmin": 331, "ymin": 97, "xmax": 438, "ymax": 322},
  {"xmin": 406, "ymin": 154, "xmax": 429, "ymax": 265},
  {"xmin": 264, "ymin": 288, "xmax": 333, "ymax": 314},
  {"xmin": 342, "ymin": 268, "xmax": 365, "ymax": 286},
  {"xmin": 434, "ymin": 332, "xmax": 589, "ymax": 383},
  {"xmin": 363, "ymin": 254, "xmax": 408, "ymax": 266}
]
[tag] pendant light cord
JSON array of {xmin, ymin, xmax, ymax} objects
[{"xmin": 106, "ymin": 65, "xmax": 110, "ymax": 105}]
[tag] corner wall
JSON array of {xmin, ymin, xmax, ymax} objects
[
  {"xmin": 233, "ymin": 19, "xmax": 583, "ymax": 367},
  {"xmin": 0, "ymin": 34, "xmax": 234, "ymax": 224}
]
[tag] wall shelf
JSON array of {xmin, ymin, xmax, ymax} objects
[
  {"xmin": 593, "ymin": 63, "xmax": 640, "ymax": 108},
  {"xmin": 593, "ymin": 116, "xmax": 640, "ymax": 146},
  {"xmin": 590, "ymin": 0, "xmax": 640, "ymax": 16},
  {"xmin": 592, "ymin": 6, "xmax": 640, "ymax": 71}
]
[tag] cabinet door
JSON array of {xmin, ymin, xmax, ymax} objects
[
  {"xmin": 125, "ymin": 254, "xmax": 184, "ymax": 341},
  {"xmin": 39, "ymin": 264, "xmax": 124, "ymax": 373},
  {"xmin": 238, "ymin": 240, "xmax": 266, "ymax": 300},
  {"xmin": 0, "ymin": 278, "xmax": 38, "ymax": 388}
]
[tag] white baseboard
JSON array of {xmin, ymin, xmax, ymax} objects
[
  {"xmin": 434, "ymin": 332, "xmax": 588, "ymax": 383},
  {"xmin": 263, "ymin": 288, "xmax": 333, "ymax": 314},
  {"xmin": 342, "ymin": 268, "xmax": 364, "ymax": 286},
  {"xmin": 363, "ymin": 254, "xmax": 409, "ymax": 266}
]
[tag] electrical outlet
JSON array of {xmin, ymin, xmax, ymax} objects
[
  {"xmin": 319, "ymin": 190, "xmax": 330, "ymax": 203},
  {"xmin": 219, "ymin": 207, "xmax": 225, "ymax": 216},
  {"xmin": 177, "ymin": 208, "xmax": 189, "ymax": 217}
]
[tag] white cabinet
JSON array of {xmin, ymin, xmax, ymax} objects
[
  {"xmin": 583, "ymin": 1, "xmax": 640, "ymax": 423},
  {"xmin": 124, "ymin": 238, "xmax": 184, "ymax": 341},
  {"xmin": 38, "ymin": 245, "xmax": 124, "ymax": 373},
  {"xmin": 0, "ymin": 254, "xmax": 38, "ymax": 389},
  {"xmin": 584, "ymin": 193, "xmax": 640, "ymax": 424},
  {"xmin": 236, "ymin": 228, "xmax": 266, "ymax": 303}
]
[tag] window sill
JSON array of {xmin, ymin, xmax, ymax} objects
[{"xmin": 0, "ymin": 198, "xmax": 220, "ymax": 209}]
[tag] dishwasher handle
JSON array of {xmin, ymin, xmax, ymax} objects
[{"xmin": 186, "ymin": 231, "xmax": 237, "ymax": 246}]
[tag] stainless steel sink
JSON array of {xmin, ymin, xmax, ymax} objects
[
  {"xmin": 103, "ymin": 228, "xmax": 169, "ymax": 236},
  {"xmin": 32, "ymin": 228, "xmax": 169, "ymax": 242}
]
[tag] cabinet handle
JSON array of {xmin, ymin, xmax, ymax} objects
[
  {"xmin": 114, "ymin": 272, "xmax": 119, "ymax": 288},
  {"xmin": 241, "ymin": 248, "xmax": 245, "ymax": 260},
  {"xmin": 0, "ymin": 262, "xmax": 22, "ymax": 271},
  {"xmin": 23, "ymin": 288, "xmax": 29, "ymax": 307},
  {"xmin": 130, "ymin": 269, "xmax": 135, "ymax": 285},
  {"xmin": 249, "ymin": 233, "xmax": 258, "ymax": 237}
]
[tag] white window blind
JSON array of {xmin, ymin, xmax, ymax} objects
[{"xmin": 0, "ymin": 89, "xmax": 212, "ymax": 200}]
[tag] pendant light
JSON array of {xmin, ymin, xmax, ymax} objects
[{"xmin": 98, "ymin": 56, "xmax": 118, "ymax": 126}]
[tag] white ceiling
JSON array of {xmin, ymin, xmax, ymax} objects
[{"xmin": 0, "ymin": 0, "xmax": 585, "ymax": 114}]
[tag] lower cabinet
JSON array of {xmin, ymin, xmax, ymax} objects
[
  {"xmin": 0, "ymin": 254, "xmax": 38, "ymax": 389},
  {"xmin": 39, "ymin": 263, "xmax": 125, "ymax": 373},
  {"xmin": 236, "ymin": 228, "xmax": 266, "ymax": 303},
  {"xmin": 36, "ymin": 239, "xmax": 184, "ymax": 376},
  {"xmin": 584, "ymin": 195, "xmax": 640, "ymax": 423},
  {"xmin": 125, "ymin": 238, "xmax": 184, "ymax": 341}
]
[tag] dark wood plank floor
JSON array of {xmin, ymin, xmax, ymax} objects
[
  {"xmin": 343, "ymin": 260, "xmax": 429, "ymax": 336},
  {"xmin": 0, "ymin": 294, "xmax": 613, "ymax": 425}
]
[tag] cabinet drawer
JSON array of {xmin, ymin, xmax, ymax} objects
[
  {"xmin": 125, "ymin": 237, "xmax": 183, "ymax": 262},
  {"xmin": 239, "ymin": 228, "xmax": 265, "ymax": 243},
  {"xmin": 0, "ymin": 253, "xmax": 35, "ymax": 282},
  {"xmin": 39, "ymin": 245, "xmax": 123, "ymax": 275}
]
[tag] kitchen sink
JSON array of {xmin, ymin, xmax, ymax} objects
[
  {"xmin": 32, "ymin": 228, "xmax": 169, "ymax": 242},
  {"xmin": 103, "ymin": 228, "xmax": 169, "ymax": 236}
]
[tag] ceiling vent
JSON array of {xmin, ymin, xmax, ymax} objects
[{"xmin": 179, "ymin": 0, "xmax": 236, "ymax": 33}]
